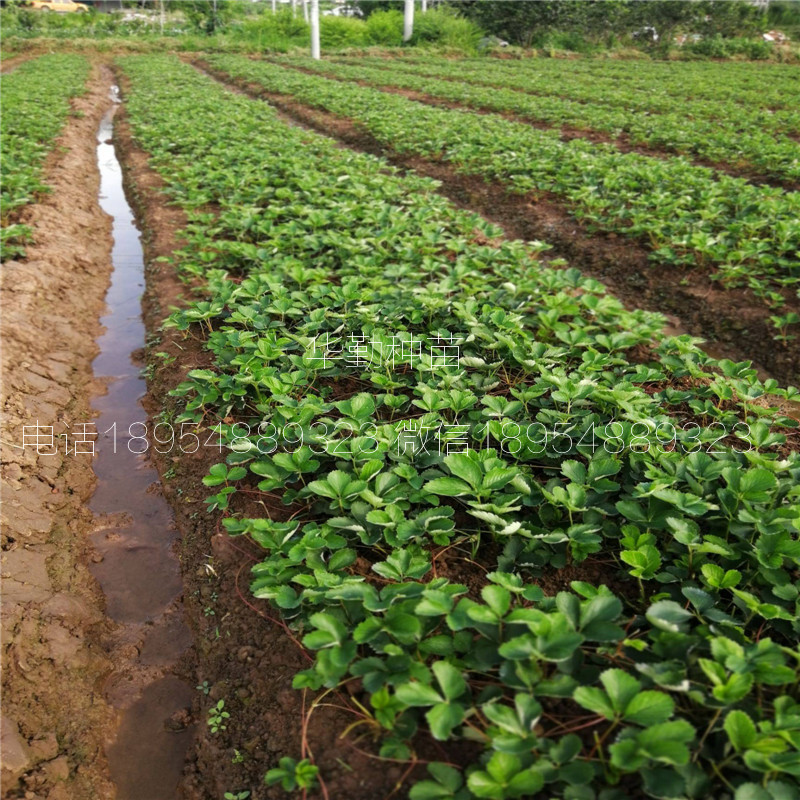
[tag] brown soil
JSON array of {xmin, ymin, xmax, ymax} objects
[
  {"xmin": 286, "ymin": 60, "xmax": 799, "ymax": 191},
  {"xmin": 0, "ymin": 54, "xmax": 34, "ymax": 74},
  {"xmin": 112, "ymin": 70, "xmax": 423, "ymax": 799},
  {"xmin": 0, "ymin": 63, "xmax": 116, "ymax": 800},
  {"xmin": 193, "ymin": 61, "xmax": 800, "ymax": 387}
]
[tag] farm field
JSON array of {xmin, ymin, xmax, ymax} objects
[
  {"xmin": 195, "ymin": 54, "xmax": 800, "ymax": 379},
  {"xmin": 0, "ymin": 54, "xmax": 89, "ymax": 259},
  {"xmin": 1, "ymin": 43, "xmax": 799, "ymax": 800},
  {"xmin": 285, "ymin": 55, "xmax": 800, "ymax": 185}
]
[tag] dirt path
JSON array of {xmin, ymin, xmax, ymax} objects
[
  {"xmin": 0, "ymin": 54, "xmax": 35, "ymax": 74},
  {"xmin": 192, "ymin": 60, "xmax": 800, "ymax": 387},
  {"xmin": 1, "ymin": 63, "xmax": 116, "ymax": 800}
]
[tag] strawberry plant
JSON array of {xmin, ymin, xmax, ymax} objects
[
  {"xmin": 264, "ymin": 757, "xmax": 319, "ymax": 793},
  {"xmin": 1, "ymin": 54, "xmax": 89, "ymax": 261},
  {"xmin": 120, "ymin": 55, "xmax": 800, "ymax": 800},
  {"xmin": 282, "ymin": 55, "xmax": 800, "ymax": 183},
  {"xmin": 205, "ymin": 53, "xmax": 800, "ymax": 334},
  {"xmin": 346, "ymin": 54, "xmax": 800, "ymax": 123}
]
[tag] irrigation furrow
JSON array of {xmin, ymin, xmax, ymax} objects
[{"xmin": 90, "ymin": 81, "xmax": 196, "ymax": 800}]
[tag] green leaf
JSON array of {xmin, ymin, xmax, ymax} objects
[
  {"xmin": 396, "ymin": 682, "xmax": 443, "ymax": 707},
  {"xmin": 556, "ymin": 592, "xmax": 581, "ymax": 629},
  {"xmin": 653, "ymin": 489, "xmax": 714, "ymax": 516},
  {"xmin": 601, "ymin": 668, "xmax": 641, "ymax": 713},
  {"xmin": 507, "ymin": 769, "xmax": 545, "ymax": 795},
  {"xmin": 482, "ymin": 585, "xmax": 511, "ymax": 618},
  {"xmin": 426, "ymin": 701, "xmax": 465, "ymax": 741},
  {"xmin": 580, "ymin": 594, "xmax": 622, "ymax": 628},
  {"xmin": 409, "ymin": 763, "xmax": 465, "ymax": 799},
  {"xmin": 624, "ymin": 691, "xmax": 674, "ymax": 726},
  {"xmin": 308, "ymin": 478, "xmax": 336, "ymax": 499},
  {"xmin": 385, "ymin": 612, "xmax": 422, "ymax": 643},
  {"xmin": 739, "ymin": 469, "xmax": 778, "ymax": 502},
  {"xmin": 725, "ymin": 710, "xmax": 758, "ymax": 752},
  {"xmin": 424, "ymin": 477, "xmax": 472, "ymax": 497},
  {"xmin": 467, "ymin": 771, "xmax": 503, "ymax": 799},
  {"xmin": 610, "ymin": 720, "xmax": 695, "ymax": 770},
  {"xmin": 733, "ymin": 783, "xmax": 796, "ymax": 800},
  {"xmin": 308, "ymin": 612, "xmax": 345, "ymax": 644},
  {"xmin": 408, "ymin": 781, "xmax": 459, "ymax": 800},
  {"xmin": 713, "ymin": 672, "xmax": 754, "ymax": 704},
  {"xmin": 646, "ymin": 600, "xmax": 693, "ymax": 633},
  {"xmin": 702, "ymin": 563, "xmax": 742, "ymax": 589},
  {"xmin": 482, "ymin": 703, "xmax": 526, "ymax": 736},
  {"xmin": 573, "ymin": 687, "xmax": 615, "ymax": 720},
  {"xmin": 328, "ymin": 548, "xmax": 357, "ymax": 571},
  {"xmin": 444, "ymin": 453, "xmax": 483, "ymax": 488},
  {"xmin": 682, "ymin": 585, "xmax": 714, "ymax": 614},
  {"xmin": 667, "ymin": 517, "xmax": 701, "ymax": 546},
  {"xmin": 621, "ymin": 545, "xmax": 661, "ymax": 578},
  {"xmin": 641, "ymin": 766, "xmax": 688, "ymax": 799},
  {"xmin": 432, "ymin": 661, "xmax": 467, "ymax": 702},
  {"xmin": 417, "ymin": 590, "xmax": 455, "ymax": 617},
  {"xmin": 467, "ymin": 752, "xmax": 545, "ymax": 798},
  {"xmin": 734, "ymin": 785, "xmax": 772, "ymax": 800},
  {"xmin": 637, "ymin": 719, "xmax": 696, "ymax": 761},
  {"xmin": 487, "ymin": 751, "xmax": 521, "ymax": 783},
  {"xmin": 428, "ymin": 763, "xmax": 464, "ymax": 792}
]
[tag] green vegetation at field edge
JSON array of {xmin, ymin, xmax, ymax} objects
[{"xmin": 0, "ymin": 53, "xmax": 90, "ymax": 261}]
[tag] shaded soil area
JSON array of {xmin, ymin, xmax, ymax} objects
[
  {"xmin": 0, "ymin": 63, "xmax": 116, "ymax": 800},
  {"xmin": 112, "ymin": 74, "xmax": 425, "ymax": 799},
  {"xmin": 278, "ymin": 59, "xmax": 800, "ymax": 192},
  {"xmin": 193, "ymin": 60, "xmax": 800, "ymax": 387}
]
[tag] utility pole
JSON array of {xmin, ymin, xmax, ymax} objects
[
  {"xmin": 310, "ymin": 0, "xmax": 320, "ymax": 59},
  {"xmin": 403, "ymin": 0, "xmax": 414, "ymax": 42}
]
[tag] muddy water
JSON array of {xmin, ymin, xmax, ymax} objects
[{"xmin": 90, "ymin": 87, "xmax": 194, "ymax": 800}]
